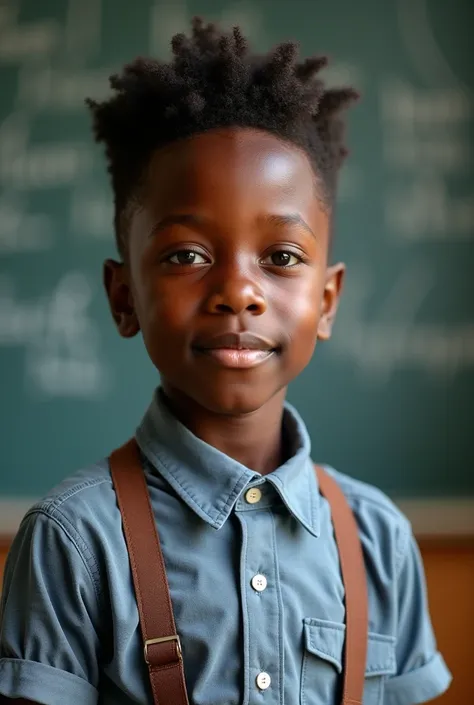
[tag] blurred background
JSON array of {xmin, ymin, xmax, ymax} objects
[{"xmin": 0, "ymin": 1, "xmax": 473, "ymax": 702}]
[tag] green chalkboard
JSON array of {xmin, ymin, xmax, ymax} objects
[{"xmin": 1, "ymin": 0, "xmax": 473, "ymax": 501}]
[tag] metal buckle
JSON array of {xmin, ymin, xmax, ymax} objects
[{"xmin": 143, "ymin": 634, "xmax": 182, "ymax": 665}]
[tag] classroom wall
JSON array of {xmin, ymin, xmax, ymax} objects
[
  {"xmin": 1, "ymin": 0, "xmax": 473, "ymax": 510},
  {"xmin": 1, "ymin": 536, "xmax": 473, "ymax": 704}
]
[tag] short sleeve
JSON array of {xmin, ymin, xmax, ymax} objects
[
  {"xmin": 385, "ymin": 527, "xmax": 452, "ymax": 705},
  {"xmin": 0, "ymin": 510, "xmax": 101, "ymax": 705}
]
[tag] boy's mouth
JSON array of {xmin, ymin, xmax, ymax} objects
[{"xmin": 192, "ymin": 332, "xmax": 278, "ymax": 369}]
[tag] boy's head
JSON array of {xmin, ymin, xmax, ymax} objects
[{"xmin": 87, "ymin": 18, "xmax": 358, "ymax": 416}]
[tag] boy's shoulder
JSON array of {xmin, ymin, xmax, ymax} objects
[
  {"xmin": 27, "ymin": 457, "xmax": 409, "ymax": 527},
  {"xmin": 322, "ymin": 465, "xmax": 412, "ymax": 567},
  {"xmin": 22, "ymin": 456, "xmax": 412, "ymax": 567},
  {"xmin": 23, "ymin": 459, "xmax": 117, "ymax": 530},
  {"xmin": 323, "ymin": 465, "xmax": 405, "ymax": 519}
]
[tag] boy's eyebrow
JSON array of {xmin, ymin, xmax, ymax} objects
[
  {"xmin": 149, "ymin": 212, "xmax": 316, "ymax": 239},
  {"xmin": 263, "ymin": 213, "xmax": 316, "ymax": 239},
  {"xmin": 149, "ymin": 213, "xmax": 205, "ymax": 236}
]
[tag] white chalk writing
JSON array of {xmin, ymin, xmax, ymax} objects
[
  {"xmin": 0, "ymin": 194, "xmax": 53, "ymax": 252},
  {"xmin": 0, "ymin": 142, "xmax": 92, "ymax": 190},
  {"xmin": 0, "ymin": 273, "xmax": 109, "ymax": 398},
  {"xmin": 333, "ymin": 262, "xmax": 474, "ymax": 381},
  {"xmin": 381, "ymin": 81, "xmax": 471, "ymax": 172},
  {"xmin": 17, "ymin": 66, "xmax": 112, "ymax": 110},
  {"xmin": 64, "ymin": 0, "xmax": 101, "ymax": 60},
  {"xmin": 381, "ymin": 79, "xmax": 473, "ymax": 241},
  {"xmin": 386, "ymin": 174, "xmax": 474, "ymax": 240},
  {"xmin": 0, "ymin": 6, "xmax": 59, "ymax": 62}
]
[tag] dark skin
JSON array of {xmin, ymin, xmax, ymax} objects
[
  {"xmin": 106, "ymin": 127, "xmax": 345, "ymax": 476},
  {"xmin": 0, "ymin": 129, "xmax": 344, "ymax": 705}
]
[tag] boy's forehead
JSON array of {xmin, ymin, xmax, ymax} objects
[{"xmin": 143, "ymin": 127, "xmax": 319, "ymax": 211}]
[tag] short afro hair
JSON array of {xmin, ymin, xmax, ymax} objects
[{"xmin": 86, "ymin": 17, "xmax": 359, "ymax": 256}]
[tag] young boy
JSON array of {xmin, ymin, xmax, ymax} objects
[{"xmin": 0, "ymin": 18, "xmax": 451, "ymax": 705}]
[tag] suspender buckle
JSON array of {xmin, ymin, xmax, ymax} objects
[{"xmin": 144, "ymin": 634, "xmax": 182, "ymax": 666}]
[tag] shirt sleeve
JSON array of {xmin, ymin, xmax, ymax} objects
[
  {"xmin": 384, "ymin": 527, "xmax": 452, "ymax": 705},
  {"xmin": 0, "ymin": 509, "xmax": 101, "ymax": 705}
]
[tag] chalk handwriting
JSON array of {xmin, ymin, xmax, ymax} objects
[
  {"xmin": 386, "ymin": 174, "xmax": 474, "ymax": 240},
  {"xmin": 381, "ymin": 80, "xmax": 473, "ymax": 241},
  {"xmin": 381, "ymin": 80, "xmax": 471, "ymax": 126},
  {"xmin": 0, "ymin": 194, "xmax": 53, "ymax": 252},
  {"xmin": 0, "ymin": 7, "xmax": 58, "ymax": 62},
  {"xmin": 64, "ymin": 0, "xmax": 101, "ymax": 61},
  {"xmin": 1, "ymin": 142, "xmax": 92, "ymax": 190},
  {"xmin": 0, "ymin": 2, "xmax": 17, "ymax": 30},
  {"xmin": 0, "ymin": 272, "xmax": 109, "ymax": 398},
  {"xmin": 381, "ymin": 81, "xmax": 471, "ymax": 172},
  {"xmin": 16, "ymin": 66, "xmax": 112, "ymax": 110},
  {"xmin": 332, "ymin": 262, "xmax": 474, "ymax": 381}
]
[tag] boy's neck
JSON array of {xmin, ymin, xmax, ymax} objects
[{"xmin": 160, "ymin": 386, "xmax": 288, "ymax": 476}]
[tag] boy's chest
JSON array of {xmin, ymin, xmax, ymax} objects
[{"xmin": 101, "ymin": 483, "xmax": 397, "ymax": 705}]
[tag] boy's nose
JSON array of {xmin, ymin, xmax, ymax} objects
[{"xmin": 204, "ymin": 276, "xmax": 267, "ymax": 316}]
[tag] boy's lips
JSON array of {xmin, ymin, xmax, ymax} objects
[{"xmin": 192, "ymin": 332, "xmax": 278, "ymax": 369}]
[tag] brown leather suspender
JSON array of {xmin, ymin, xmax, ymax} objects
[
  {"xmin": 317, "ymin": 468, "xmax": 369, "ymax": 705},
  {"xmin": 110, "ymin": 438, "xmax": 368, "ymax": 705},
  {"xmin": 110, "ymin": 440, "xmax": 189, "ymax": 705}
]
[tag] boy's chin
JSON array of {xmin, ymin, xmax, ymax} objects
[{"xmin": 190, "ymin": 381, "xmax": 286, "ymax": 417}]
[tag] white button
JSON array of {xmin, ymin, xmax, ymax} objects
[
  {"xmin": 251, "ymin": 574, "xmax": 267, "ymax": 592},
  {"xmin": 256, "ymin": 672, "xmax": 271, "ymax": 690},
  {"xmin": 245, "ymin": 487, "xmax": 262, "ymax": 504}
]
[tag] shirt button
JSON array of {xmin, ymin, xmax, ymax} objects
[
  {"xmin": 245, "ymin": 487, "xmax": 262, "ymax": 504},
  {"xmin": 256, "ymin": 672, "xmax": 271, "ymax": 690},
  {"xmin": 251, "ymin": 574, "xmax": 268, "ymax": 592}
]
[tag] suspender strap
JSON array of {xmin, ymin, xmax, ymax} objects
[
  {"xmin": 110, "ymin": 439, "xmax": 189, "ymax": 705},
  {"xmin": 110, "ymin": 439, "xmax": 368, "ymax": 705},
  {"xmin": 316, "ymin": 466, "xmax": 369, "ymax": 705}
]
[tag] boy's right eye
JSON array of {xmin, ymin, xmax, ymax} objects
[{"xmin": 167, "ymin": 250, "xmax": 208, "ymax": 265}]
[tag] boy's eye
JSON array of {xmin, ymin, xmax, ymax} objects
[
  {"xmin": 262, "ymin": 250, "xmax": 302, "ymax": 267},
  {"xmin": 167, "ymin": 250, "xmax": 208, "ymax": 265}
]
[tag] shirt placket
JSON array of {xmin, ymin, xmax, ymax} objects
[{"xmin": 235, "ymin": 481, "xmax": 283, "ymax": 705}]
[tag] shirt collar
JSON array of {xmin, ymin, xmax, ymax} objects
[{"xmin": 136, "ymin": 388, "xmax": 320, "ymax": 537}]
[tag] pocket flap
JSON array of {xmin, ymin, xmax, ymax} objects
[{"xmin": 304, "ymin": 618, "xmax": 397, "ymax": 676}]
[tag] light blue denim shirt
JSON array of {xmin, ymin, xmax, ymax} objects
[{"xmin": 0, "ymin": 389, "xmax": 451, "ymax": 705}]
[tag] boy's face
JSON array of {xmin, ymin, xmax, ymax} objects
[{"xmin": 105, "ymin": 127, "xmax": 344, "ymax": 415}]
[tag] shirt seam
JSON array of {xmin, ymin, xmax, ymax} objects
[
  {"xmin": 24, "ymin": 507, "xmax": 103, "ymax": 608},
  {"xmin": 333, "ymin": 487, "xmax": 411, "ymax": 578},
  {"xmin": 239, "ymin": 516, "xmax": 250, "ymax": 705},
  {"xmin": 385, "ymin": 652, "xmax": 452, "ymax": 704},
  {"xmin": 309, "ymin": 465, "xmax": 316, "ymax": 533},
  {"xmin": 38, "ymin": 473, "xmax": 111, "ymax": 513},
  {"xmin": 394, "ymin": 519, "xmax": 411, "ymax": 580},
  {"xmin": 0, "ymin": 658, "xmax": 99, "ymax": 704},
  {"xmin": 333, "ymin": 488, "xmax": 403, "ymax": 521},
  {"xmin": 270, "ymin": 511, "xmax": 284, "ymax": 705}
]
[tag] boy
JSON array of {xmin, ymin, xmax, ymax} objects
[{"xmin": 0, "ymin": 18, "xmax": 451, "ymax": 705}]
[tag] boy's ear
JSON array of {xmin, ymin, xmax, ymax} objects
[
  {"xmin": 317, "ymin": 262, "xmax": 346, "ymax": 341},
  {"xmin": 103, "ymin": 259, "xmax": 140, "ymax": 338}
]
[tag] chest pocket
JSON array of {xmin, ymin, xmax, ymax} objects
[{"xmin": 301, "ymin": 618, "xmax": 396, "ymax": 705}]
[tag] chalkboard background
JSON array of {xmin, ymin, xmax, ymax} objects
[{"xmin": 0, "ymin": 0, "xmax": 473, "ymax": 503}]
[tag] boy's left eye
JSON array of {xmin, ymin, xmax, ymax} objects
[
  {"xmin": 167, "ymin": 250, "xmax": 208, "ymax": 265},
  {"xmin": 261, "ymin": 251, "xmax": 302, "ymax": 267}
]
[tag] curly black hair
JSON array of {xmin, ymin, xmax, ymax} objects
[{"xmin": 86, "ymin": 17, "xmax": 359, "ymax": 255}]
